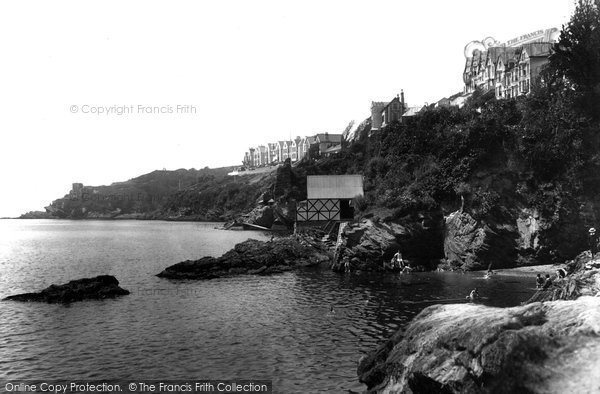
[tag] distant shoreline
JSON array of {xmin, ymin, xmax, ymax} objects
[
  {"xmin": 476, "ymin": 263, "xmax": 566, "ymax": 277},
  {"xmin": 4, "ymin": 217, "xmax": 229, "ymax": 223}
]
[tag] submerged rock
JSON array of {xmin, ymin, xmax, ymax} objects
[
  {"xmin": 358, "ymin": 296, "xmax": 600, "ymax": 393},
  {"xmin": 157, "ymin": 237, "xmax": 330, "ymax": 279},
  {"xmin": 3, "ymin": 275, "xmax": 130, "ymax": 303}
]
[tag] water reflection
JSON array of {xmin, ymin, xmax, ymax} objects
[{"xmin": 0, "ymin": 220, "xmax": 536, "ymax": 394}]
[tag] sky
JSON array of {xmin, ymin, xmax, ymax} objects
[{"xmin": 0, "ymin": 0, "xmax": 574, "ymax": 217}]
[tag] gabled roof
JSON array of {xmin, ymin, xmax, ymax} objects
[
  {"xmin": 381, "ymin": 96, "xmax": 401, "ymax": 112},
  {"xmin": 315, "ymin": 133, "xmax": 342, "ymax": 143}
]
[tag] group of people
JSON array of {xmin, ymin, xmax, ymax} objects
[{"xmin": 535, "ymin": 267, "xmax": 568, "ymax": 289}]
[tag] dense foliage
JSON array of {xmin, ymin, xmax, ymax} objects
[{"xmin": 295, "ymin": 0, "xmax": 600, "ymax": 262}]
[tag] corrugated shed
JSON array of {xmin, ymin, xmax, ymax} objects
[{"xmin": 307, "ymin": 175, "xmax": 364, "ymax": 199}]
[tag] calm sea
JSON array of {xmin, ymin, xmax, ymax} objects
[{"xmin": 0, "ymin": 220, "xmax": 537, "ymax": 393}]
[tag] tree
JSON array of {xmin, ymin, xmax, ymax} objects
[{"xmin": 546, "ymin": 0, "xmax": 600, "ymax": 118}]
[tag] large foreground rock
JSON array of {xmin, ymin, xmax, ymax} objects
[
  {"xmin": 3, "ymin": 275, "xmax": 130, "ymax": 303},
  {"xmin": 157, "ymin": 237, "xmax": 330, "ymax": 279},
  {"xmin": 358, "ymin": 295, "xmax": 600, "ymax": 393}
]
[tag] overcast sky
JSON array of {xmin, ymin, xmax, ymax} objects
[{"xmin": 0, "ymin": 0, "xmax": 573, "ymax": 217}]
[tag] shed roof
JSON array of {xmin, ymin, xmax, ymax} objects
[{"xmin": 307, "ymin": 175, "xmax": 364, "ymax": 199}]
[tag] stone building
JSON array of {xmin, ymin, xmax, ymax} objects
[
  {"xmin": 69, "ymin": 183, "xmax": 84, "ymax": 200},
  {"xmin": 371, "ymin": 91, "xmax": 406, "ymax": 131}
]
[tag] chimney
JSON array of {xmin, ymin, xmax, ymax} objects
[{"xmin": 401, "ymin": 90, "xmax": 405, "ymax": 113}]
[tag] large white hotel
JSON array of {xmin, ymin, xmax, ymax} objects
[{"xmin": 463, "ymin": 28, "xmax": 560, "ymax": 99}]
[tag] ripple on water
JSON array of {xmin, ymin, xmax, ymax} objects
[{"xmin": 0, "ymin": 220, "xmax": 537, "ymax": 393}]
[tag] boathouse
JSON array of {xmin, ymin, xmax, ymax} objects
[{"xmin": 296, "ymin": 175, "xmax": 364, "ymax": 222}]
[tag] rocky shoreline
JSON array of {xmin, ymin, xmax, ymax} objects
[
  {"xmin": 3, "ymin": 275, "xmax": 130, "ymax": 304},
  {"xmin": 357, "ymin": 252, "xmax": 600, "ymax": 393},
  {"xmin": 156, "ymin": 237, "xmax": 331, "ymax": 280}
]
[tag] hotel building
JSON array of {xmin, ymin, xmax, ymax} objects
[{"xmin": 463, "ymin": 28, "xmax": 560, "ymax": 99}]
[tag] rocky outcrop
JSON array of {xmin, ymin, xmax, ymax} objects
[
  {"xmin": 337, "ymin": 214, "xmax": 444, "ymax": 271},
  {"xmin": 18, "ymin": 211, "xmax": 58, "ymax": 219},
  {"xmin": 443, "ymin": 210, "xmax": 518, "ymax": 271},
  {"xmin": 526, "ymin": 252, "xmax": 600, "ymax": 303},
  {"xmin": 358, "ymin": 296, "xmax": 600, "ymax": 393},
  {"xmin": 3, "ymin": 275, "xmax": 130, "ymax": 303},
  {"xmin": 240, "ymin": 205, "xmax": 275, "ymax": 228},
  {"xmin": 358, "ymin": 255, "xmax": 600, "ymax": 393},
  {"xmin": 157, "ymin": 237, "xmax": 330, "ymax": 280}
]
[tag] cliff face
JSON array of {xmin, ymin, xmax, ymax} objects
[
  {"xmin": 357, "ymin": 256, "xmax": 600, "ymax": 393},
  {"xmin": 442, "ymin": 208, "xmax": 536, "ymax": 271},
  {"xmin": 335, "ymin": 212, "xmax": 444, "ymax": 271}
]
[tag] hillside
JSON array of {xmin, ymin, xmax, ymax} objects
[
  {"xmin": 26, "ymin": 1, "xmax": 600, "ymax": 272},
  {"xmin": 33, "ymin": 166, "xmax": 271, "ymax": 221}
]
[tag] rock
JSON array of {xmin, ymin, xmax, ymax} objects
[
  {"xmin": 3, "ymin": 275, "xmax": 130, "ymax": 303},
  {"xmin": 443, "ymin": 210, "xmax": 517, "ymax": 271},
  {"xmin": 358, "ymin": 253, "xmax": 600, "ymax": 393},
  {"xmin": 358, "ymin": 296, "xmax": 600, "ymax": 393},
  {"xmin": 338, "ymin": 214, "xmax": 444, "ymax": 271},
  {"xmin": 243, "ymin": 205, "xmax": 275, "ymax": 228},
  {"xmin": 157, "ymin": 237, "xmax": 330, "ymax": 280},
  {"xmin": 526, "ymin": 253, "xmax": 600, "ymax": 303},
  {"xmin": 18, "ymin": 211, "xmax": 58, "ymax": 219}
]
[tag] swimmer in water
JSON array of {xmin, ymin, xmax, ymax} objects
[
  {"xmin": 329, "ymin": 305, "xmax": 336, "ymax": 315},
  {"xmin": 466, "ymin": 287, "xmax": 480, "ymax": 302}
]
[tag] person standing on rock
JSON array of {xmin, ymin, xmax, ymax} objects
[
  {"xmin": 392, "ymin": 250, "xmax": 404, "ymax": 270},
  {"xmin": 588, "ymin": 228, "xmax": 598, "ymax": 258}
]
